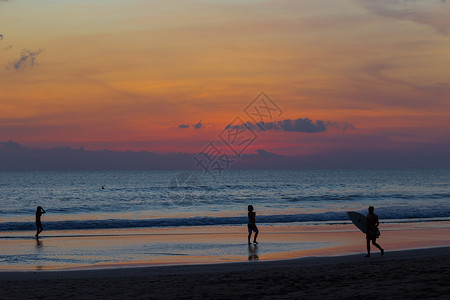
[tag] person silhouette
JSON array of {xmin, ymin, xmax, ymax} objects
[
  {"xmin": 365, "ymin": 206, "xmax": 384, "ymax": 257},
  {"xmin": 247, "ymin": 205, "xmax": 259, "ymax": 244},
  {"xmin": 35, "ymin": 206, "xmax": 46, "ymax": 237}
]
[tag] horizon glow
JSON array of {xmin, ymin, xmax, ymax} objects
[{"xmin": 0, "ymin": 0, "xmax": 449, "ymax": 163}]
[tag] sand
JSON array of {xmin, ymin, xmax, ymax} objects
[
  {"xmin": 2, "ymin": 222, "xmax": 449, "ymax": 271},
  {"xmin": 0, "ymin": 247, "xmax": 449, "ymax": 299},
  {"xmin": 1, "ymin": 222, "xmax": 449, "ymax": 298}
]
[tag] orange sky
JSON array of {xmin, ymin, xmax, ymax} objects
[{"xmin": 0, "ymin": 0, "xmax": 449, "ymax": 158}]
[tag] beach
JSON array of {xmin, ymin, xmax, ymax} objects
[
  {"xmin": 1, "ymin": 247, "xmax": 449, "ymax": 299},
  {"xmin": 1, "ymin": 221, "xmax": 449, "ymax": 271},
  {"xmin": 1, "ymin": 170, "xmax": 449, "ymax": 298},
  {"xmin": 2, "ymin": 0, "xmax": 450, "ymax": 296},
  {"xmin": 1, "ymin": 222, "xmax": 449, "ymax": 299}
]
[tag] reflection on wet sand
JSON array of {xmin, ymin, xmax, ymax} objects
[
  {"xmin": 35, "ymin": 237, "xmax": 43, "ymax": 271},
  {"xmin": 248, "ymin": 244, "xmax": 259, "ymax": 261},
  {"xmin": 0, "ymin": 223, "xmax": 448, "ymax": 271},
  {"xmin": 35, "ymin": 237, "xmax": 43, "ymax": 248}
]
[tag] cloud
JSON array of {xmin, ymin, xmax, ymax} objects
[
  {"xmin": 324, "ymin": 121, "xmax": 355, "ymax": 132},
  {"xmin": 342, "ymin": 122, "xmax": 355, "ymax": 131},
  {"xmin": 176, "ymin": 122, "xmax": 203, "ymax": 129},
  {"xmin": 7, "ymin": 48, "xmax": 45, "ymax": 71},
  {"xmin": 227, "ymin": 118, "xmax": 354, "ymax": 133},
  {"xmin": 0, "ymin": 34, "xmax": 3, "ymax": 40},
  {"xmin": 255, "ymin": 149, "xmax": 284, "ymax": 158},
  {"xmin": 361, "ymin": 0, "xmax": 450, "ymax": 35},
  {"xmin": 362, "ymin": 61, "xmax": 450, "ymax": 97}
]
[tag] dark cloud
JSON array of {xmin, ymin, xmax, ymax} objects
[
  {"xmin": 227, "ymin": 118, "xmax": 354, "ymax": 133},
  {"xmin": 342, "ymin": 122, "xmax": 355, "ymax": 131},
  {"xmin": 7, "ymin": 48, "xmax": 45, "ymax": 71},
  {"xmin": 255, "ymin": 149, "xmax": 283, "ymax": 158},
  {"xmin": 176, "ymin": 122, "xmax": 203, "ymax": 129},
  {"xmin": 0, "ymin": 34, "xmax": 3, "ymax": 40},
  {"xmin": 324, "ymin": 121, "xmax": 355, "ymax": 131}
]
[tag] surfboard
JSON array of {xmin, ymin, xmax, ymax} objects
[{"xmin": 347, "ymin": 211, "xmax": 380, "ymax": 238}]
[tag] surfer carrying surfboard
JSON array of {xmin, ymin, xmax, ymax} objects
[{"xmin": 366, "ymin": 206, "xmax": 384, "ymax": 257}]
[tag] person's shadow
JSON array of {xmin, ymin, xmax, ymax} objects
[{"xmin": 248, "ymin": 243, "xmax": 259, "ymax": 261}]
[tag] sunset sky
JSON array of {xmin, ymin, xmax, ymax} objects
[{"xmin": 1, "ymin": 0, "xmax": 449, "ymax": 162}]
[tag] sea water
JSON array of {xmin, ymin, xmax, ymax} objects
[
  {"xmin": 0, "ymin": 169, "xmax": 449, "ymax": 230},
  {"xmin": 0, "ymin": 169, "xmax": 449, "ymax": 269}
]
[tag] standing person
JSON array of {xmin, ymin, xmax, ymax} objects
[
  {"xmin": 365, "ymin": 206, "xmax": 384, "ymax": 257},
  {"xmin": 35, "ymin": 206, "xmax": 46, "ymax": 237},
  {"xmin": 247, "ymin": 205, "xmax": 259, "ymax": 244}
]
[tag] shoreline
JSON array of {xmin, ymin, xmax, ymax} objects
[
  {"xmin": 1, "ymin": 247, "xmax": 449, "ymax": 299},
  {"xmin": 1, "ymin": 222, "xmax": 449, "ymax": 272},
  {"xmin": 0, "ymin": 246, "xmax": 448, "ymax": 279}
]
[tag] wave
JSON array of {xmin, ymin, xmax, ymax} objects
[
  {"xmin": 1, "ymin": 206, "xmax": 449, "ymax": 231},
  {"xmin": 282, "ymin": 192, "xmax": 450, "ymax": 202}
]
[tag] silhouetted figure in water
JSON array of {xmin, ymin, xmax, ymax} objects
[
  {"xmin": 365, "ymin": 206, "xmax": 384, "ymax": 257},
  {"xmin": 101, "ymin": 186, "xmax": 105, "ymax": 190},
  {"xmin": 247, "ymin": 205, "xmax": 259, "ymax": 244},
  {"xmin": 35, "ymin": 206, "xmax": 46, "ymax": 237}
]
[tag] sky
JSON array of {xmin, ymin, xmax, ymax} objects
[{"xmin": 0, "ymin": 0, "xmax": 449, "ymax": 167}]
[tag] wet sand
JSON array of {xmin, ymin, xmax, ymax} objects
[
  {"xmin": 0, "ymin": 247, "xmax": 449, "ymax": 299},
  {"xmin": 1, "ymin": 222, "xmax": 449, "ymax": 271},
  {"xmin": 0, "ymin": 222, "xmax": 449, "ymax": 299}
]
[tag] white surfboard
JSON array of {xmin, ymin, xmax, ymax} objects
[{"xmin": 347, "ymin": 211, "xmax": 380, "ymax": 238}]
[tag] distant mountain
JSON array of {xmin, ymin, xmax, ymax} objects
[
  {"xmin": 0, "ymin": 141, "xmax": 194, "ymax": 171},
  {"xmin": 0, "ymin": 141, "xmax": 449, "ymax": 171}
]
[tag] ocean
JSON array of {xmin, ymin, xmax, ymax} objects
[
  {"xmin": 1, "ymin": 169, "xmax": 449, "ymax": 231},
  {"xmin": 1, "ymin": 169, "xmax": 449, "ymax": 269}
]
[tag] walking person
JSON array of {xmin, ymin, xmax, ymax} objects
[
  {"xmin": 247, "ymin": 205, "xmax": 259, "ymax": 244},
  {"xmin": 35, "ymin": 206, "xmax": 46, "ymax": 237},
  {"xmin": 365, "ymin": 206, "xmax": 384, "ymax": 257}
]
